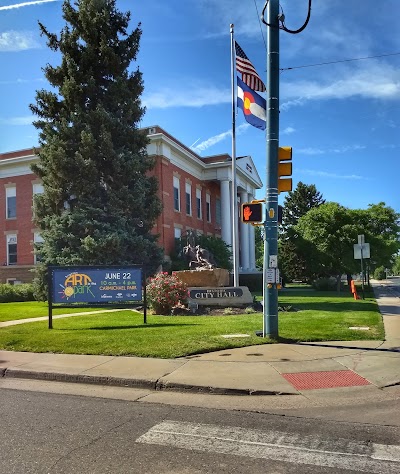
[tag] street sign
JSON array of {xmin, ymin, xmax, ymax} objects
[
  {"xmin": 266, "ymin": 268, "xmax": 280, "ymax": 283},
  {"xmin": 354, "ymin": 243, "xmax": 370, "ymax": 259},
  {"xmin": 269, "ymin": 255, "xmax": 277, "ymax": 268},
  {"xmin": 358, "ymin": 234, "xmax": 365, "ymax": 245},
  {"xmin": 266, "ymin": 268, "xmax": 276, "ymax": 283}
]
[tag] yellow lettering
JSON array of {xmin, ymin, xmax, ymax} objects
[{"xmin": 64, "ymin": 273, "xmax": 92, "ymax": 286}]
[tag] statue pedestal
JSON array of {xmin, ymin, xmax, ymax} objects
[
  {"xmin": 174, "ymin": 269, "xmax": 253, "ymax": 307},
  {"xmin": 173, "ymin": 268, "xmax": 229, "ymax": 288},
  {"xmin": 187, "ymin": 286, "xmax": 253, "ymax": 307}
]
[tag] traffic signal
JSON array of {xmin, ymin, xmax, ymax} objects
[
  {"xmin": 241, "ymin": 202, "xmax": 263, "ymax": 223},
  {"xmin": 278, "ymin": 146, "xmax": 292, "ymax": 193}
]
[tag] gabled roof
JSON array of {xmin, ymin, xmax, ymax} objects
[{"xmin": 145, "ymin": 125, "xmax": 263, "ymax": 190}]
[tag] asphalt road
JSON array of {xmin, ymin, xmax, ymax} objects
[{"xmin": 1, "ymin": 385, "xmax": 400, "ymax": 474}]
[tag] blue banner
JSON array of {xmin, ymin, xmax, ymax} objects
[{"xmin": 51, "ymin": 267, "xmax": 143, "ymax": 304}]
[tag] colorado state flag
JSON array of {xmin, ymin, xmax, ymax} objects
[{"xmin": 237, "ymin": 76, "xmax": 266, "ymax": 130}]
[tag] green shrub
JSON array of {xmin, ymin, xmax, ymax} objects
[
  {"xmin": 373, "ymin": 266, "xmax": 386, "ymax": 280},
  {"xmin": 146, "ymin": 272, "xmax": 188, "ymax": 315},
  {"xmin": 197, "ymin": 235, "xmax": 233, "ymax": 270},
  {"xmin": 0, "ymin": 283, "xmax": 35, "ymax": 303}
]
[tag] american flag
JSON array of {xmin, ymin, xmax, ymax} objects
[{"xmin": 235, "ymin": 41, "xmax": 266, "ymax": 92}]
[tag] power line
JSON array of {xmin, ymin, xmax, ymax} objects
[
  {"xmin": 281, "ymin": 51, "xmax": 400, "ymax": 71},
  {"xmin": 252, "ymin": 0, "xmax": 267, "ymax": 51},
  {"xmin": 261, "ymin": 0, "xmax": 312, "ymax": 35}
]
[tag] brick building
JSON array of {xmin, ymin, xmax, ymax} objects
[{"xmin": 0, "ymin": 126, "xmax": 262, "ymax": 283}]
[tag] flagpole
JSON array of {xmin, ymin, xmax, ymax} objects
[{"xmin": 230, "ymin": 24, "xmax": 239, "ymax": 287}]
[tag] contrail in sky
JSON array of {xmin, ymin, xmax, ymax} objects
[{"xmin": 0, "ymin": 0, "xmax": 59, "ymax": 11}]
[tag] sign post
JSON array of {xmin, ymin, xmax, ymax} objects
[
  {"xmin": 354, "ymin": 236, "xmax": 370, "ymax": 300},
  {"xmin": 263, "ymin": 0, "xmax": 280, "ymax": 338}
]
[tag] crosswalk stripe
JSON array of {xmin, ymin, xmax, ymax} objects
[{"xmin": 136, "ymin": 421, "xmax": 400, "ymax": 473}]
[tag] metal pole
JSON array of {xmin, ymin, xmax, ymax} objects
[
  {"xmin": 48, "ymin": 266, "xmax": 53, "ymax": 329},
  {"xmin": 360, "ymin": 246, "xmax": 365, "ymax": 299},
  {"xmin": 230, "ymin": 24, "xmax": 239, "ymax": 287},
  {"xmin": 263, "ymin": 0, "xmax": 280, "ymax": 338}
]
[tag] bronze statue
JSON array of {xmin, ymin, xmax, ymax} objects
[{"xmin": 182, "ymin": 243, "xmax": 216, "ymax": 270}]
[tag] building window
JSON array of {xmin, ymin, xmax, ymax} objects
[
  {"xmin": 6, "ymin": 186, "xmax": 16, "ymax": 219},
  {"xmin": 173, "ymin": 176, "xmax": 180, "ymax": 211},
  {"xmin": 196, "ymin": 188, "xmax": 202, "ymax": 219},
  {"xmin": 206, "ymin": 193, "xmax": 211, "ymax": 222},
  {"xmin": 32, "ymin": 183, "xmax": 44, "ymax": 196},
  {"xmin": 174, "ymin": 227, "xmax": 182, "ymax": 239},
  {"xmin": 34, "ymin": 232, "xmax": 44, "ymax": 264},
  {"xmin": 32, "ymin": 183, "xmax": 44, "ymax": 216},
  {"xmin": 185, "ymin": 182, "xmax": 192, "ymax": 216},
  {"xmin": 7, "ymin": 234, "xmax": 17, "ymax": 265},
  {"xmin": 216, "ymin": 198, "xmax": 221, "ymax": 226}
]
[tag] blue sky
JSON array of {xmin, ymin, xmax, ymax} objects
[{"xmin": 1, "ymin": 0, "xmax": 399, "ymax": 211}]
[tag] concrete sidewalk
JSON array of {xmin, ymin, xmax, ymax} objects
[{"xmin": 0, "ymin": 280, "xmax": 399, "ymax": 396}]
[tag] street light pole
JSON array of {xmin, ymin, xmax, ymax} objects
[{"xmin": 263, "ymin": 0, "xmax": 280, "ymax": 338}]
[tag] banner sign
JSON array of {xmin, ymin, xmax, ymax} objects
[{"xmin": 51, "ymin": 267, "xmax": 142, "ymax": 304}]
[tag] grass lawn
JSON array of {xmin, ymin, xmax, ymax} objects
[
  {"xmin": 0, "ymin": 290, "xmax": 384, "ymax": 358},
  {"xmin": 0, "ymin": 302, "xmax": 114, "ymax": 323}
]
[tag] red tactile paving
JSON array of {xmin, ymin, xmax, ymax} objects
[{"xmin": 282, "ymin": 370, "xmax": 371, "ymax": 390}]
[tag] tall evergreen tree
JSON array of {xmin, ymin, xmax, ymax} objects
[
  {"xmin": 282, "ymin": 182, "xmax": 325, "ymax": 231},
  {"xmin": 279, "ymin": 182, "xmax": 325, "ymax": 282},
  {"xmin": 30, "ymin": 0, "xmax": 163, "ymax": 299}
]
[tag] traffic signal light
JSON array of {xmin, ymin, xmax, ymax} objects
[
  {"xmin": 241, "ymin": 202, "xmax": 263, "ymax": 223},
  {"xmin": 278, "ymin": 146, "xmax": 292, "ymax": 193}
]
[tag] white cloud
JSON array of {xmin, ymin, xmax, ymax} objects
[
  {"xmin": 298, "ymin": 169, "xmax": 367, "ymax": 180},
  {"xmin": 298, "ymin": 144, "xmax": 366, "ymax": 155},
  {"xmin": 298, "ymin": 147, "xmax": 325, "ymax": 156},
  {"xmin": 281, "ymin": 126, "xmax": 295, "ymax": 135},
  {"xmin": 0, "ymin": 31, "xmax": 40, "ymax": 52},
  {"xmin": 281, "ymin": 62, "xmax": 400, "ymax": 109},
  {"xmin": 0, "ymin": 116, "xmax": 34, "ymax": 125},
  {"xmin": 191, "ymin": 123, "xmax": 249, "ymax": 154},
  {"xmin": 0, "ymin": 77, "xmax": 44, "ymax": 85},
  {"xmin": 332, "ymin": 145, "xmax": 366, "ymax": 153},
  {"xmin": 143, "ymin": 85, "xmax": 230, "ymax": 109},
  {"xmin": 380, "ymin": 144, "xmax": 398, "ymax": 149},
  {"xmin": 0, "ymin": 0, "xmax": 58, "ymax": 11},
  {"xmin": 196, "ymin": 0, "xmax": 265, "ymax": 39}
]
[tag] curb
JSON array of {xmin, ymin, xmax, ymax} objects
[
  {"xmin": 155, "ymin": 379, "xmax": 298, "ymax": 396},
  {"xmin": 4, "ymin": 368, "xmax": 156, "ymax": 390},
  {"xmin": 2, "ymin": 368, "xmax": 298, "ymax": 396}
]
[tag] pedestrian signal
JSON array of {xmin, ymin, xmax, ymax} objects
[{"xmin": 241, "ymin": 202, "xmax": 263, "ymax": 223}]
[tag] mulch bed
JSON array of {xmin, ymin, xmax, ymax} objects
[{"xmin": 170, "ymin": 305, "xmax": 258, "ymax": 316}]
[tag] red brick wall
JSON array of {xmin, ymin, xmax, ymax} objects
[
  {"xmin": 0, "ymin": 173, "xmax": 37, "ymax": 266},
  {"xmin": 151, "ymin": 156, "xmax": 221, "ymax": 255},
  {"xmin": 0, "ymin": 266, "xmax": 35, "ymax": 284},
  {"xmin": 0, "ymin": 144, "xmax": 223, "ymax": 270}
]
